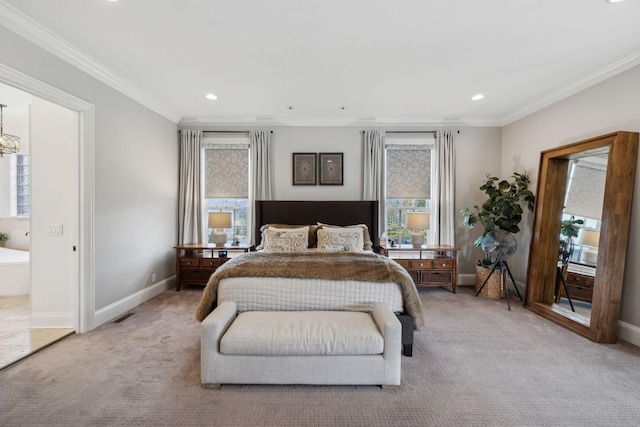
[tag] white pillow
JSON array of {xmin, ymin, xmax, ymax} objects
[
  {"xmin": 262, "ymin": 227, "xmax": 309, "ymax": 252},
  {"xmin": 317, "ymin": 222, "xmax": 373, "ymax": 250},
  {"xmin": 316, "ymin": 228, "xmax": 363, "ymax": 252},
  {"xmin": 320, "ymin": 226, "xmax": 365, "ymax": 250}
]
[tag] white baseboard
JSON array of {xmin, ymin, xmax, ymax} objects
[
  {"xmin": 618, "ymin": 320, "xmax": 640, "ymax": 347},
  {"xmin": 93, "ymin": 276, "xmax": 174, "ymax": 328},
  {"xmin": 458, "ymin": 273, "xmax": 476, "ymax": 286},
  {"xmin": 30, "ymin": 313, "xmax": 74, "ymax": 329}
]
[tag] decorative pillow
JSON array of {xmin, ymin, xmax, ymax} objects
[
  {"xmin": 262, "ymin": 227, "xmax": 309, "ymax": 252},
  {"xmin": 316, "ymin": 228, "xmax": 363, "ymax": 252},
  {"xmin": 256, "ymin": 224, "xmax": 320, "ymax": 250},
  {"xmin": 317, "ymin": 223, "xmax": 373, "ymax": 251}
]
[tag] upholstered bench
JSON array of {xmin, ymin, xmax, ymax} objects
[{"xmin": 201, "ymin": 302, "xmax": 401, "ymax": 387}]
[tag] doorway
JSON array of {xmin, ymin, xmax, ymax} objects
[{"xmin": 0, "ymin": 83, "xmax": 79, "ymax": 368}]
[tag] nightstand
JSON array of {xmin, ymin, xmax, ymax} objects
[
  {"xmin": 556, "ymin": 262, "xmax": 595, "ymax": 303},
  {"xmin": 382, "ymin": 245, "xmax": 460, "ymax": 293},
  {"xmin": 174, "ymin": 244, "xmax": 250, "ymax": 291}
]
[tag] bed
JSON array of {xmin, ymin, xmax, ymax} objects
[{"xmin": 195, "ymin": 200, "xmax": 424, "ymax": 357}]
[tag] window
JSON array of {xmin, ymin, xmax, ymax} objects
[
  {"xmin": 206, "ymin": 198, "xmax": 249, "ymax": 244},
  {"xmin": 12, "ymin": 154, "xmax": 30, "ymax": 217},
  {"xmin": 202, "ymin": 133, "xmax": 250, "ymax": 245},
  {"xmin": 562, "ymin": 157, "xmax": 605, "ymax": 264},
  {"xmin": 384, "ymin": 134, "xmax": 434, "ymax": 246}
]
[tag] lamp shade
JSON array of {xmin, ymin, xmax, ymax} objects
[
  {"xmin": 406, "ymin": 212, "xmax": 430, "ymax": 230},
  {"xmin": 208, "ymin": 212, "xmax": 232, "ymax": 229},
  {"xmin": 578, "ymin": 229, "xmax": 600, "ymax": 247}
]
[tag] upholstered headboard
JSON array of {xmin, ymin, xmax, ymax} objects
[{"xmin": 254, "ymin": 200, "xmax": 379, "ymax": 251}]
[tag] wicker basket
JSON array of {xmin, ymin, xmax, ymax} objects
[{"xmin": 475, "ymin": 264, "xmax": 506, "ymax": 299}]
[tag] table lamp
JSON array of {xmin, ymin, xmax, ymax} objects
[
  {"xmin": 406, "ymin": 212, "xmax": 430, "ymax": 248},
  {"xmin": 208, "ymin": 212, "xmax": 232, "ymax": 246},
  {"xmin": 578, "ymin": 228, "xmax": 600, "ymax": 264}
]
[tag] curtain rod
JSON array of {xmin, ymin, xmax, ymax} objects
[
  {"xmin": 361, "ymin": 130, "xmax": 459, "ymax": 134},
  {"xmin": 179, "ymin": 130, "xmax": 273, "ymax": 134},
  {"xmin": 202, "ymin": 130, "xmax": 273, "ymax": 134}
]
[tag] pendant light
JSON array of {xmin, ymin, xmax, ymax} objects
[{"xmin": 0, "ymin": 104, "xmax": 21, "ymax": 157}]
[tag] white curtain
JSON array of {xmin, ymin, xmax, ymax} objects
[
  {"xmin": 250, "ymin": 130, "xmax": 273, "ymax": 244},
  {"xmin": 362, "ymin": 130, "xmax": 386, "ymax": 233},
  {"xmin": 432, "ymin": 130, "xmax": 456, "ymax": 245},
  {"xmin": 178, "ymin": 130, "xmax": 203, "ymax": 244}
]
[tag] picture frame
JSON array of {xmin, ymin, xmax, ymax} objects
[
  {"xmin": 319, "ymin": 152, "xmax": 343, "ymax": 185},
  {"xmin": 292, "ymin": 152, "xmax": 317, "ymax": 185}
]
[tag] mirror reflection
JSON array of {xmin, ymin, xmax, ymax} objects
[{"xmin": 554, "ymin": 152, "xmax": 608, "ymax": 323}]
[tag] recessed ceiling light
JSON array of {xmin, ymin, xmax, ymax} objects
[
  {"xmin": 607, "ymin": 0, "xmax": 624, "ymax": 3},
  {"xmin": 471, "ymin": 94, "xmax": 485, "ymax": 101},
  {"xmin": 205, "ymin": 93, "xmax": 218, "ymax": 100}
]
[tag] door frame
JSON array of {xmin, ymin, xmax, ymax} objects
[{"xmin": 0, "ymin": 62, "xmax": 95, "ymax": 333}]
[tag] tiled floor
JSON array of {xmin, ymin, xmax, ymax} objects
[{"xmin": 0, "ymin": 295, "xmax": 74, "ymax": 369}]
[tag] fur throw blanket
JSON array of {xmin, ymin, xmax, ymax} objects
[{"xmin": 195, "ymin": 251, "xmax": 424, "ymax": 329}]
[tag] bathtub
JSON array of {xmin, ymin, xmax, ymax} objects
[{"xmin": 0, "ymin": 247, "xmax": 30, "ymax": 296}]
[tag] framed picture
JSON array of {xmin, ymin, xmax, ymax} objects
[
  {"xmin": 292, "ymin": 153, "xmax": 317, "ymax": 185},
  {"xmin": 319, "ymin": 152, "xmax": 343, "ymax": 185}
]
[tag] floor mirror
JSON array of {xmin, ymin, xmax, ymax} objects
[{"xmin": 524, "ymin": 131, "xmax": 638, "ymax": 343}]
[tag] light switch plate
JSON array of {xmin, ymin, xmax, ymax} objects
[{"xmin": 47, "ymin": 224, "xmax": 63, "ymax": 236}]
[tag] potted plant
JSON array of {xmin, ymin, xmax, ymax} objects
[
  {"xmin": 560, "ymin": 216, "xmax": 583, "ymax": 239},
  {"xmin": 461, "ymin": 172, "xmax": 535, "ymax": 297},
  {"xmin": 0, "ymin": 232, "xmax": 8, "ymax": 247},
  {"xmin": 559, "ymin": 216, "xmax": 584, "ymax": 265}
]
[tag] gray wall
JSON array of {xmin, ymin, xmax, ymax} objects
[
  {"xmin": 193, "ymin": 125, "xmax": 502, "ymax": 275},
  {"xmin": 502, "ymin": 63, "xmax": 640, "ymax": 332},
  {"xmin": 0, "ymin": 26, "xmax": 179, "ymax": 314}
]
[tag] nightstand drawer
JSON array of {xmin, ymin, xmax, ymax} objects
[
  {"xmin": 410, "ymin": 259, "xmax": 433, "ymax": 269},
  {"xmin": 406, "ymin": 270, "xmax": 420, "ymax": 282},
  {"xmin": 180, "ymin": 258, "xmax": 201, "ymax": 268},
  {"xmin": 565, "ymin": 283, "xmax": 593, "ymax": 301},
  {"xmin": 432, "ymin": 258, "xmax": 453, "ymax": 269},
  {"xmin": 394, "ymin": 259, "xmax": 411, "ymax": 269},
  {"xmin": 202, "ymin": 258, "xmax": 226, "ymax": 268},
  {"xmin": 181, "ymin": 270, "xmax": 213, "ymax": 282},
  {"xmin": 566, "ymin": 272, "xmax": 593, "ymax": 287},
  {"xmin": 421, "ymin": 271, "xmax": 453, "ymax": 284}
]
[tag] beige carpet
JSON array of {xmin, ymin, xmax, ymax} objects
[{"xmin": 1, "ymin": 286, "xmax": 639, "ymax": 427}]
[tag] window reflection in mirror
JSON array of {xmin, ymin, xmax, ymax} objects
[{"xmin": 554, "ymin": 153, "xmax": 608, "ymax": 322}]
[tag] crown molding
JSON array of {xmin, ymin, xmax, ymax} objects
[
  {"xmin": 0, "ymin": 1, "xmax": 180, "ymax": 123},
  {"xmin": 500, "ymin": 49, "xmax": 640, "ymax": 126},
  {"xmin": 180, "ymin": 115, "xmax": 503, "ymax": 128}
]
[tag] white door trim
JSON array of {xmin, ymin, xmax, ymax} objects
[{"xmin": 0, "ymin": 62, "xmax": 95, "ymax": 333}]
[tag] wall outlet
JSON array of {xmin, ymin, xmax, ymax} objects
[{"xmin": 151, "ymin": 273, "xmax": 157, "ymax": 283}]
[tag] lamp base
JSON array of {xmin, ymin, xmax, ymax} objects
[
  {"xmin": 212, "ymin": 230, "xmax": 228, "ymax": 246},
  {"xmin": 411, "ymin": 232, "xmax": 424, "ymax": 248}
]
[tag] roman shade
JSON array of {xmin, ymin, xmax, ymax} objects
[
  {"xmin": 203, "ymin": 134, "xmax": 249, "ymax": 199},
  {"xmin": 386, "ymin": 143, "xmax": 431, "ymax": 199},
  {"xmin": 564, "ymin": 159, "xmax": 606, "ymax": 220}
]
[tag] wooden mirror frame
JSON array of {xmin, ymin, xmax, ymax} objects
[{"xmin": 524, "ymin": 131, "xmax": 638, "ymax": 343}]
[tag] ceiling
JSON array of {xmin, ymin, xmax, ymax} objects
[{"xmin": 2, "ymin": 0, "xmax": 640, "ymax": 127}]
